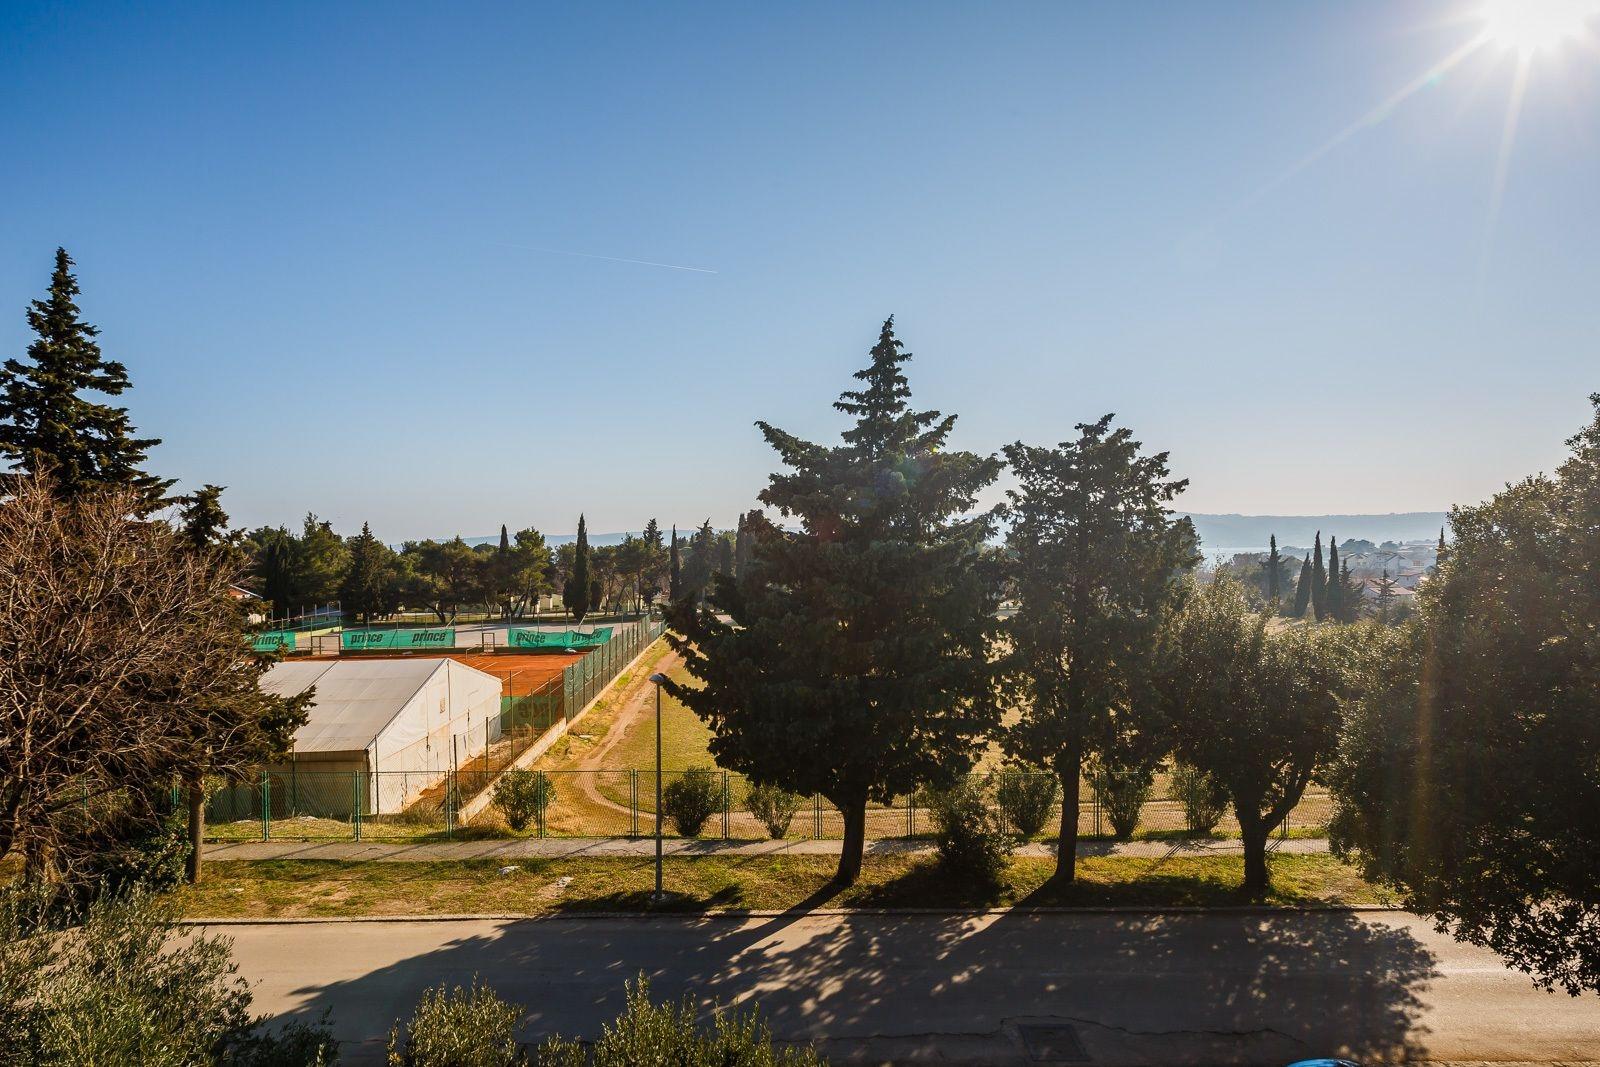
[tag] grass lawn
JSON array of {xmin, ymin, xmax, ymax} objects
[{"xmin": 176, "ymin": 853, "xmax": 1390, "ymax": 918}]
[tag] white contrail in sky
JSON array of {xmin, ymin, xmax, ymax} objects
[{"xmin": 507, "ymin": 243, "xmax": 719, "ymax": 274}]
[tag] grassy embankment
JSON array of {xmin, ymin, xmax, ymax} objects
[{"xmin": 177, "ymin": 852, "xmax": 1388, "ymax": 919}]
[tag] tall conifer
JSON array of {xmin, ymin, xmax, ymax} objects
[
  {"xmin": 563, "ymin": 514, "xmax": 591, "ymax": 624},
  {"xmin": 1326, "ymin": 536, "xmax": 1343, "ymax": 622},
  {"xmin": 665, "ymin": 318, "xmax": 1002, "ymax": 885},
  {"xmin": 1293, "ymin": 554, "xmax": 1313, "ymax": 617},
  {"xmin": 1311, "ymin": 532, "xmax": 1327, "ymax": 621},
  {"xmin": 0, "ymin": 249, "xmax": 172, "ymax": 512}
]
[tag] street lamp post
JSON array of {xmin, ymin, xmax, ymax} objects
[{"xmin": 648, "ymin": 672, "xmax": 669, "ymax": 903}]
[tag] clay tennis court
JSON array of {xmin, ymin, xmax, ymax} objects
[{"xmin": 355, "ymin": 651, "xmax": 584, "ymax": 697}]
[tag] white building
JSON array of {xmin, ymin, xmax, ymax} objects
[{"xmin": 261, "ymin": 657, "xmax": 503, "ymax": 816}]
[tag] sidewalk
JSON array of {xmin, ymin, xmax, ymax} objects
[{"xmin": 204, "ymin": 835, "xmax": 1331, "ymax": 862}]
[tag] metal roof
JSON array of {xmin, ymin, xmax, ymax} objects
[{"xmin": 262, "ymin": 658, "xmax": 471, "ymax": 755}]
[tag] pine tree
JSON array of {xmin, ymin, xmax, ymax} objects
[
  {"xmin": 669, "ymin": 525, "xmax": 681, "ymax": 601},
  {"xmin": 563, "ymin": 515, "xmax": 591, "ymax": 624},
  {"xmin": 716, "ymin": 535, "xmax": 734, "ymax": 577},
  {"xmin": 1293, "ymin": 554, "xmax": 1313, "ymax": 617},
  {"xmin": 666, "ymin": 318, "xmax": 1003, "ymax": 885},
  {"xmin": 178, "ymin": 484, "xmax": 231, "ymax": 552},
  {"xmin": 1002, "ymin": 414, "xmax": 1198, "ymax": 882},
  {"xmin": 1326, "ymin": 536, "xmax": 1342, "ymax": 623},
  {"xmin": 1262, "ymin": 534, "xmax": 1283, "ymax": 608},
  {"xmin": 341, "ymin": 522, "xmax": 389, "ymax": 625},
  {"xmin": 1374, "ymin": 567, "xmax": 1397, "ymax": 624},
  {"xmin": 1311, "ymin": 532, "xmax": 1327, "ymax": 621},
  {"xmin": 0, "ymin": 248, "xmax": 172, "ymax": 512}
]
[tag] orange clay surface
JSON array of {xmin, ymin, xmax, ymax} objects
[{"xmin": 354, "ymin": 651, "xmax": 584, "ymax": 695}]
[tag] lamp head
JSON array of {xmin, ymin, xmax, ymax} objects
[{"xmin": 648, "ymin": 672, "xmax": 669, "ymax": 685}]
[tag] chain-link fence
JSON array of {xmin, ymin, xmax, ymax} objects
[{"xmin": 205, "ymin": 766, "xmax": 1331, "ymax": 844}]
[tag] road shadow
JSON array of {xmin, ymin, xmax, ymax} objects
[{"xmin": 256, "ymin": 890, "xmax": 1437, "ymax": 1065}]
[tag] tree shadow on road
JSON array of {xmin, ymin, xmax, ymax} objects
[{"xmin": 260, "ymin": 898, "xmax": 1438, "ymax": 1065}]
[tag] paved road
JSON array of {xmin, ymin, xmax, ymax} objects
[
  {"xmin": 205, "ymin": 835, "xmax": 1332, "ymax": 861},
  {"xmin": 206, "ymin": 910, "xmax": 1600, "ymax": 1065}
]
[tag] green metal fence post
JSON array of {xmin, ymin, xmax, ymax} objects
[
  {"xmin": 630, "ymin": 769, "xmax": 639, "ymax": 837},
  {"xmin": 352, "ymin": 772, "xmax": 362, "ymax": 841},
  {"xmin": 536, "ymin": 771, "xmax": 546, "ymax": 838},
  {"xmin": 722, "ymin": 771, "xmax": 730, "ymax": 840},
  {"xmin": 813, "ymin": 794, "xmax": 822, "ymax": 839},
  {"xmin": 260, "ymin": 770, "xmax": 270, "ymax": 841}
]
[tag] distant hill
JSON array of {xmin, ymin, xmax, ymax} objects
[{"xmin": 1182, "ymin": 512, "xmax": 1448, "ymax": 553}]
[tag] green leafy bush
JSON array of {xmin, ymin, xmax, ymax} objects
[
  {"xmin": 537, "ymin": 975, "xmax": 823, "ymax": 1066},
  {"xmin": 491, "ymin": 770, "xmax": 554, "ymax": 833},
  {"xmin": 1087, "ymin": 759, "xmax": 1155, "ymax": 840},
  {"xmin": 1168, "ymin": 761, "xmax": 1229, "ymax": 834},
  {"xmin": 0, "ymin": 883, "xmax": 338, "ymax": 1067},
  {"xmin": 662, "ymin": 769, "xmax": 723, "ymax": 837},
  {"xmin": 388, "ymin": 980, "xmax": 524, "ymax": 1066},
  {"xmin": 744, "ymin": 783, "xmax": 803, "ymax": 839},
  {"xmin": 924, "ymin": 778, "xmax": 1013, "ymax": 887},
  {"xmin": 994, "ymin": 769, "xmax": 1059, "ymax": 839}
]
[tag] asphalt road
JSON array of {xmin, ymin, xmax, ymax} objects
[{"xmin": 207, "ymin": 910, "xmax": 1600, "ymax": 1065}]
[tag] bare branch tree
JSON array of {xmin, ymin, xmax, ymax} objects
[{"xmin": 0, "ymin": 471, "xmax": 307, "ymax": 886}]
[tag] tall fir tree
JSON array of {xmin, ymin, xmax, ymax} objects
[
  {"xmin": 1310, "ymin": 532, "xmax": 1327, "ymax": 621},
  {"xmin": 665, "ymin": 318, "xmax": 1003, "ymax": 885},
  {"xmin": 1326, "ymin": 536, "xmax": 1343, "ymax": 622},
  {"xmin": 563, "ymin": 514, "xmax": 591, "ymax": 624},
  {"xmin": 716, "ymin": 535, "xmax": 734, "ymax": 577},
  {"xmin": 0, "ymin": 249, "xmax": 172, "ymax": 512},
  {"xmin": 1293, "ymin": 554, "xmax": 1313, "ymax": 617}
]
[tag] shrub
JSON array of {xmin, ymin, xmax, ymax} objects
[
  {"xmin": 1087, "ymin": 759, "xmax": 1155, "ymax": 840},
  {"xmin": 924, "ymin": 778, "xmax": 1013, "ymax": 887},
  {"xmin": 388, "ymin": 979, "xmax": 524, "ymax": 1067},
  {"xmin": 537, "ymin": 975, "xmax": 823, "ymax": 1066},
  {"xmin": 662, "ymin": 769, "xmax": 724, "ymax": 837},
  {"xmin": 744, "ymin": 783, "xmax": 803, "ymax": 839},
  {"xmin": 1168, "ymin": 761, "xmax": 1229, "ymax": 834},
  {"xmin": 491, "ymin": 770, "xmax": 555, "ymax": 833},
  {"xmin": 0, "ymin": 883, "xmax": 338, "ymax": 1067},
  {"xmin": 994, "ymin": 769, "xmax": 1059, "ymax": 839}
]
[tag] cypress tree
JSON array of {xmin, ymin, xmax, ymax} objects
[
  {"xmin": 669, "ymin": 525, "xmax": 681, "ymax": 601},
  {"xmin": 1339, "ymin": 559, "xmax": 1358, "ymax": 622},
  {"xmin": 1262, "ymin": 534, "xmax": 1282, "ymax": 608},
  {"xmin": 717, "ymin": 535, "xmax": 734, "ymax": 577},
  {"xmin": 1293, "ymin": 554, "xmax": 1313, "ymax": 617},
  {"xmin": 1310, "ymin": 532, "xmax": 1327, "ymax": 621},
  {"xmin": 563, "ymin": 514, "xmax": 591, "ymax": 624},
  {"xmin": 666, "ymin": 317, "xmax": 1003, "ymax": 885},
  {"xmin": 0, "ymin": 248, "xmax": 173, "ymax": 512},
  {"xmin": 1326, "ymin": 536, "xmax": 1342, "ymax": 622}
]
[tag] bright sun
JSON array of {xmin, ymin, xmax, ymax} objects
[{"xmin": 1481, "ymin": 0, "xmax": 1600, "ymax": 53}]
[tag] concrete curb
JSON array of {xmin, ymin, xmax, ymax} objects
[{"xmin": 180, "ymin": 903, "xmax": 1402, "ymax": 925}]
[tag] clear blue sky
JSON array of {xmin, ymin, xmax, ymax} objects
[{"xmin": 2, "ymin": 1, "xmax": 1596, "ymax": 540}]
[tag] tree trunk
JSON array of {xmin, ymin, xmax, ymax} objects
[
  {"xmin": 1238, "ymin": 810, "xmax": 1270, "ymax": 897},
  {"xmin": 186, "ymin": 767, "xmax": 205, "ymax": 885},
  {"xmin": 834, "ymin": 796, "xmax": 868, "ymax": 886},
  {"xmin": 1053, "ymin": 742, "xmax": 1083, "ymax": 883}
]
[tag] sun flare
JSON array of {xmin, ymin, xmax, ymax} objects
[{"xmin": 1481, "ymin": 0, "xmax": 1600, "ymax": 53}]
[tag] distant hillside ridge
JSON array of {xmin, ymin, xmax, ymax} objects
[{"xmin": 1182, "ymin": 512, "xmax": 1448, "ymax": 552}]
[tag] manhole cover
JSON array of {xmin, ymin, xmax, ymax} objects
[{"xmin": 1018, "ymin": 1023, "xmax": 1090, "ymax": 1062}]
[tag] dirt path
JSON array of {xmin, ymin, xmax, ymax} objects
[{"xmin": 568, "ymin": 647, "xmax": 684, "ymax": 820}]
